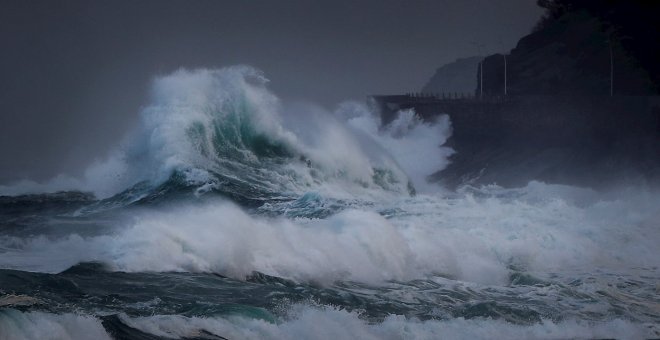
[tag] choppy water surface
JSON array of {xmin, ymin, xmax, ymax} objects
[{"xmin": 0, "ymin": 67, "xmax": 658, "ymax": 339}]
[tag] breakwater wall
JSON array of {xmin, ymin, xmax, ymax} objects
[
  {"xmin": 369, "ymin": 94, "xmax": 660, "ymax": 187},
  {"xmin": 370, "ymin": 94, "xmax": 660, "ymax": 145}
]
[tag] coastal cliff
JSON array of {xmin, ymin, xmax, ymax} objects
[
  {"xmin": 422, "ymin": 56, "xmax": 482, "ymax": 95},
  {"xmin": 373, "ymin": 2, "xmax": 660, "ymax": 189},
  {"xmin": 477, "ymin": 10, "xmax": 656, "ymax": 97}
]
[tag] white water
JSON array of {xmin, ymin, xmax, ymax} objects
[
  {"xmin": 0, "ymin": 182, "xmax": 657, "ymax": 286},
  {"xmin": 1, "ymin": 66, "xmax": 658, "ymax": 338},
  {"xmin": 0, "ymin": 306, "xmax": 655, "ymax": 340},
  {"xmin": 0, "ymin": 66, "xmax": 452, "ymax": 199},
  {"xmin": 339, "ymin": 102, "xmax": 453, "ymax": 193},
  {"xmin": 0, "ymin": 67, "xmax": 657, "ymax": 285},
  {"xmin": 0, "ymin": 310, "xmax": 111, "ymax": 340}
]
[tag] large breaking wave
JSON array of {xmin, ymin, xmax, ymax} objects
[
  {"xmin": 0, "ymin": 66, "xmax": 452, "ymax": 205},
  {"xmin": 1, "ymin": 66, "xmax": 659, "ymax": 339}
]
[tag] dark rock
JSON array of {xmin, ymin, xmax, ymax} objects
[{"xmin": 478, "ymin": 10, "xmax": 656, "ymax": 97}]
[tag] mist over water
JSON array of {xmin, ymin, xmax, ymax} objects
[{"xmin": 0, "ymin": 67, "xmax": 658, "ymax": 339}]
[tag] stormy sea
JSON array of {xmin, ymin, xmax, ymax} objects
[{"xmin": 0, "ymin": 66, "xmax": 658, "ymax": 339}]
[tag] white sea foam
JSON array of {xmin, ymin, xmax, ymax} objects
[
  {"xmin": 0, "ymin": 310, "xmax": 110, "ymax": 340},
  {"xmin": 0, "ymin": 182, "xmax": 657, "ymax": 286},
  {"xmin": 1, "ymin": 306, "xmax": 654, "ymax": 340},
  {"xmin": 121, "ymin": 305, "xmax": 657, "ymax": 340},
  {"xmin": 338, "ymin": 102, "xmax": 453, "ymax": 193}
]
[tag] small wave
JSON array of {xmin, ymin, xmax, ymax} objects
[
  {"xmin": 0, "ymin": 306, "xmax": 655, "ymax": 340},
  {"xmin": 0, "ymin": 309, "xmax": 111, "ymax": 340}
]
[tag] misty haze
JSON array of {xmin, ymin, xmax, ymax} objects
[{"xmin": 0, "ymin": 1, "xmax": 658, "ymax": 339}]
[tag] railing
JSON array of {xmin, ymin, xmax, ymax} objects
[{"xmin": 402, "ymin": 92, "xmax": 510, "ymax": 103}]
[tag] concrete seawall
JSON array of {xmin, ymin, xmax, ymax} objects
[{"xmin": 369, "ymin": 94, "xmax": 660, "ymax": 187}]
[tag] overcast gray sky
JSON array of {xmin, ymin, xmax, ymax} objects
[{"xmin": 0, "ymin": 0, "xmax": 543, "ymax": 183}]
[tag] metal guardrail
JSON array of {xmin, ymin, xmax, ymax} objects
[{"xmin": 402, "ymin": 92, "xmax": 510, "ymax": 103}]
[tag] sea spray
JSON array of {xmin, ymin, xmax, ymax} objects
[
  {"xmin": 1, "ymin": 66, "xmax": 658, "ymax": 339},
  {"xmin": 1, "ymin": 182, "xmax": 657, "ymax": 285},
  {"xmin": 337, "ymin": 102, "xmax": 453, "ymax": 193},
  {"xmin": 1, "ymin": 66, "xmax": 452, "ymax": 201}
]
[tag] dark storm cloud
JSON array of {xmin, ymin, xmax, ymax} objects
[{"xmin": 0, "ymin": 0, "xmax": 542, "ymax": 183}]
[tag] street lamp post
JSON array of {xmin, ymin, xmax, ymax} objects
[
  {"xmin": 609, "ymin": 39, "xmax": 613, "ymax": 97},
  {"xmin": 480, "ymin": 60, "xmax": 483, "ymax": 99},
  {"xmin": 504, "ymin": 54, "xmax": 507, "ymax": 97}
]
